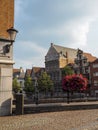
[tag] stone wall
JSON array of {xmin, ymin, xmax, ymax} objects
[{"xmin": 0, "ymin": 64, "xmax": 13, "ymax": 116}]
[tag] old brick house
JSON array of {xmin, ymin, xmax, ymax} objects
[
  {"xmin": 74, "ymin": 49, "xmax": 96, "ymax": 95},
  {"xmin": 90, "ymin": 59, "xmax": 98, "ymax": 96}
]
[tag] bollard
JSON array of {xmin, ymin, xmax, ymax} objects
[{"xmin": 16, "ymin": 93, "xmax": 24, "ymax": 115}]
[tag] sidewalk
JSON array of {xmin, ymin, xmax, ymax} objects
[
  {"xmin": 1, "ymin": 108, "xmax": 98, "ymax": 130},
  {"xmin": 0, "ymin": 101, "xmax": 96, "ymax": 130}
]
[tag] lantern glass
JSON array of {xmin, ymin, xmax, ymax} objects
[{"xmin": 7, "ymin": 27, "xmax": 18, "ymax": 42}]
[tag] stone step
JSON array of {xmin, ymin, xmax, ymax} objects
[{"xmin": 13, "ymin": 102, "xmax": 98, "ymax": 115}]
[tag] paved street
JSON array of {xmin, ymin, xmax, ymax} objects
[{"xmin": 1, "ymin": 107, "xmax": 98, "ymax": 130}]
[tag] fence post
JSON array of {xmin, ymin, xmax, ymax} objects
[{"xmin": 16, "ymin": 93, "xmax": 24, "ymax": 115}]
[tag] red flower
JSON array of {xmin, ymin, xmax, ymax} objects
[{"xmin": 62, "ymin": 74, "xmax": 88, "ymax": 92}]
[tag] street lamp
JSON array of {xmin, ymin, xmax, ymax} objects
[
  {"xmin": 0, "ymin": 27, "xmax": 18, "ymax": 54},
  {"xmin": 34, "ymin": 77, "xmax": 39, "ymax": 105},
  {"xmin": 67, "ymin": 87, "xmax": 70, "ymax": 104},
  {"xmin": 32, "ymin": 67, "xmax": 39, "ymax": 104},
  {"xmin": 7, "ymin": 27, "xmax": 18, "ymax": 44}
]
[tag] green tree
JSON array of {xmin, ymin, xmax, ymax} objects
[
  {"xmin": 62, "ymin": 65, "xmax": 74, "ymax": 77},
  {"xmin": 24, "ymin": 75, "xmax": 34, "ymax": 93},
  {"xmin": 38, "ymin": 72, "xmax": 54, "ymax": 93},
  {"xmin": 13, "ymin": 78, "xmax": 21, "ymax": 93}
]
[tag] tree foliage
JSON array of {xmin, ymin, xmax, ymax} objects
[
  {"xmin": 38, "ymin": 72, "xmax": 54, "ymax": 92},
  {"xmin": 13, "ymin": 78, "xmax": 21, "ymax": 93},
  {"xmin": 62, "ymin": 74, "xmax": 88, "ymax": 92},
  {"xmin": 62, "ymin": 65, "xmax": 74, "ymax": 77},
  {"xmin": 24, "ymin": 75, "xmax": 34, "ymax": 93}
]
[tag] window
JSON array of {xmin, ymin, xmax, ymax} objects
[
  {"xmin": 85, "ymin": 67, "xmax": 89, "ymax": 73},
  {"xmin": 94, "ymin": 80, "xmax": 98, "ymax": 86},
  {"xmin": 93, "ymin": 72, "xmax": 98, "ymax": 76},
  {"xmin": 93, "ymin": 64, "xmax": 98, "ymax": 68}
]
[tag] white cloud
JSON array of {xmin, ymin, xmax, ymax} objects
[
  {"xmin": 18, "ymin": 41, "xmax": 47, "ymax": 55},
  {"xmin": 14, "ymin": 41, "xmax": 47, "ymax": 69},
  {"xmin": 14, "ymin": 55, "xmax": 45, "ymax": 71},
  {"xmin": 34, "ymin": 18, "xmax": 92, "ymax": 48}
]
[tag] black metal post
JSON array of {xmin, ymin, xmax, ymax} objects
[
  {"xmin": 34, "ymin": 77, "xmax": 39, "ymax": 105},
  {"xmin": 67, "ymin": 90, "xmax": 70, "ymax": 104}
]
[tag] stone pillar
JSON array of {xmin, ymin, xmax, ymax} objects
[
  {"xmin": 0, "ymin": 63, "xmax": 14, "ymax": 116},
  {"xmin": 16, "ymin": 94, "xmax": 24, "ymax": 115}
]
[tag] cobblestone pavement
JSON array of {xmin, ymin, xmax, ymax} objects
[{"xmin": 0, "ymin": 109, "xmax": 98, "ymax": 130}]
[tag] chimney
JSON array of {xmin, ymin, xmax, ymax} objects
[
  {"xmin": 51, "ymin": 43, "xmax": 54, "ymax": 46},
  {"xmin": 20, "ymin": 67, "xmax": 23, "ymax": 73}
]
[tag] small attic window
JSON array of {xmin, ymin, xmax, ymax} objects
[
  {"xmin": 60, "ymin": 51, "xmax": 62, "ymax": 54},
  {"xmin": 63, "ymin": 54, "xmax": 66, "ymax": 58}
]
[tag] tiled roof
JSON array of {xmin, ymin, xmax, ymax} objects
[
  {"xmin": 83, "ymin": 53, "xmax": 97, "ymax": 62},
  {"xmin": 32, "ymin": 67, "xmax": 45, "ymax": 73},
  {"xmin": 13, "ymin": 68, "xmax": 20, "ymax": 73},
  {"xmin": 91, "ymin": 58, "xmax": 98, "ymax": 63},
  {"xmin": 52, "ymin": 44, "xmax": 97, "ymax": 62},
  {"xmin": 13, "ymin": 68, "xmax": 25, "ymax": 79},
  {"xmin": 53, "ymin": 44, "xmax": 77, "ymax": 57},
  {"xmin": 53, "ymin": 44, "xmax": 76, "ymax": 53},
  {"xmin": 25, "ymin": 69, "xmax": 32, "ymax": 75}
]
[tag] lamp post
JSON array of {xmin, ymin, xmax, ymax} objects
[
  {"xmin": 34, "ymin": 77, "xmax": 39, "ymax": 105},
  {"xmin": 67, "ymin": 87, "xmax": 70, "ymax": 104},
  {"xmin": 32, "ymin": 67, "xmax": 39, "ymax": 105}
]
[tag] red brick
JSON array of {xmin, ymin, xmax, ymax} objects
[{"xmin": 0, "ymin": 0, "xmax": 14, "ymax": 39}]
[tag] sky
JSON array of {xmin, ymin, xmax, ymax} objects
[{"xmin": 14, "ymin": 0, "xmax": 98, "ymax": 70}]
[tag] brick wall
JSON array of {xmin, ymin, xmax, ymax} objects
[
  {"xmin": 90, "ymin": 60, "xmax": 98, "ymax": 95},
  {"xmin": 0, "ymin": 0, "xmax": 14, "ymax": 39}
]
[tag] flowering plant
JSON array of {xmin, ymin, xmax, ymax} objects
[{"xmin": 62, "ymin": 74, "xmax": 88, "ymax": 92}]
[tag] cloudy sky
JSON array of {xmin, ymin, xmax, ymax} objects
[{"xmin": 14, "ymin": 0, "xmax": 98, "ymax": 70}]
